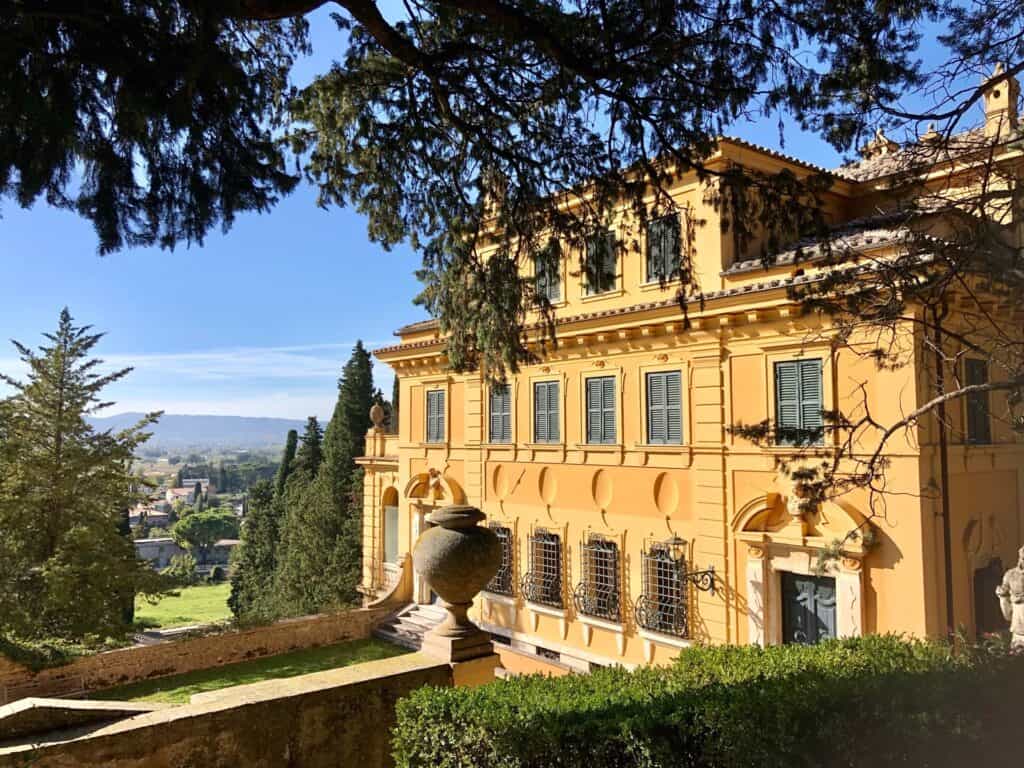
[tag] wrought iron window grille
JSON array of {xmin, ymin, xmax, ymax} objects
[
  {"xmin": 634, "ymin": 537, "xmax": 715, "ymax": 639},
  {"xmin": 573, "ymin": 534, "xmax": 621, "ymax": 622},
  {"xmin": 486, "ymin": 524, "xmax": 514, "ymax": 596},
  {"xmin": 521, "ymin": 528, "xmax": 563, "ymax": 608}
]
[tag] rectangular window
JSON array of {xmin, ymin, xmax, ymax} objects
[
  {"xmin": 534, "ymin": 244, "xmax": 561, "ymax": 301},
  {"xmin": 425, "ymin": 389, "xmax": 445, "ymax": 443},
  {"xmin": 575, "ymin": 535, "xmax": 620, "ymax": 622},
  {"xmin": 488, "ymin": 385, "xmax": 511, "ymax": 443},
  {"xmin": 584, "ymin": 231, "xmax": 617, "ymax": 295},
  {"xmin": 586, "ymin": 375, "xmax": 616, "ymax": 444},
  {"xmin": 486, "ymin": 524, "xmax": 514, "ymax": 596},
  {"xmin": 646, "ymin": 214, "xmax": 681, "ymax": 282},
  {"xmin": 533, "ymin": 381, "xmax": 560, "ymax": 443},
  {"xmin": 524, "ymin": 529, "xmax": 562, "ymax": 607},
  {"xmin": 637, "ymin": 541, "xmax": 689, "ymax": 638},
  {"xmin": 383, "ymin": 506, "xmax": 399, "ymax": 564},
  {"xmin": 965, "ymin": 359, "xmax": 991, "ymax": 444},
  {"xmin": 774, "ymin": 359, "xmax": 823, "ymax": 445},
  {"xmin": 646, "ymin": 371, "xmax": 683, "ymax": 444},
  {"xmin": 781, "ymin": 572, "xmax": 836, "ymax": 645}
]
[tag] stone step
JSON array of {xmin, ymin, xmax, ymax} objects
[{"xmin": 372, "ymin": 626, "xmax": 424, "ymax": 651}]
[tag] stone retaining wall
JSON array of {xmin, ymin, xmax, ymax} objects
[
  {"xmin": 0, "ymin": 607, "xmax": 390, "ymax": 705},
  {"xmin": 0, "ymin": 653, "xmax": 452, "ymax": 768}
]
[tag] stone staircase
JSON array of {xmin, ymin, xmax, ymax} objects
[{"xmin": 372, "ymin": 603, "xmax": 446, "ymax": 651}]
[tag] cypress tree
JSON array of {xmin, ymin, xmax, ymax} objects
[
  {"xmin": 290, "ymin": 417, "xmax": 324, "ymax": 482},
  {"xmin": 0, "ymin": 309, "xmax": 170, "ymax": 641},
  {"xmin": 274, "ymin": 429, "xmax": 298, "ymax": 497},
  {"xmin": 390, "ymin": 375, "xmax": 400, "ymax": 434},
  {"xmin": 320, "ymin": 341, "xmax": 373, "ymax": 503},
  {"xmin": 228, "ymin": 480, "xmax": 282, "ymax": 618}
]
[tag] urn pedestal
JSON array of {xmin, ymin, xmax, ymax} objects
[{"xmin": 411, "ymin": 505, "xmax": 502, "ymax": 663}]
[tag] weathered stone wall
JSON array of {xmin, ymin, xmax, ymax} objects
[
  {"xmin": 0, "ymin": 653, "xmax": 452, "ymax": 768},
  {"xmin": 0, "ymin": 607, "xmax": 390, "ymax": 705}
]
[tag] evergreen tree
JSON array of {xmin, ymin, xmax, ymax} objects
[
  {"xmin": 174, "ymin": 467, "xmax": 184, "ymax": 488},
  {"xmin": 0, "ymin": 309, "xmax": 170, "ymax": 641},
  {"xmin": 321, "ymin": 342, "xmax": 373, "ymax": 504},
  {"xmin": 390, "ymin": 375, "xmax": 400, "ymax": 434},
  {"xmin": 228, "ymin": 480, "xmax": 282, "ymax": 618},
  {"xmin": 217, "ymin": 463, "xmax": 229, "ymax": 493},
  {"xmin": 289, "ymin": 417, "xmax": 324, "ymax": 482},
  {"xmin": 273, "ymin": 429, "xmax": 298, "ymax": 497},
  {"xmin": 193, "ymin": 480, "xmax": 203, "ymax": 508}
]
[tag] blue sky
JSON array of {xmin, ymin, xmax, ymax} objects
[{"xmin": 0, "ymin": 8, "xmax": 958, "ymax": 420}]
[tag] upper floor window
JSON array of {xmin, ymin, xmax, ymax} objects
[
  {"xmin": 646, "ymin": 371, "xmax": 683, "ymax": 444},
  {"xmin": 965, "ymin": 358, "xmax": 992, "ymax": 444},
  {"xmin": 646, "ymin": 214, "xmax": 681, "ymax": 283},
  {"xmin": 534, "ymin": 242, "xmax": 561, "ymax": 302},
  {"xmin": 774, "ymin": 359, "xmax": 823, "ymax": 446},
  {"xmin": 586, "ymin": 375, "xmax": 616, "ymax": 444},
  {"xmin": 584, "ymin": 231, "xmax": 617, "ymax": 295},
  {"xmin": 488, "ymin": 384, "xmax": 512, "ymax": 444},
  {"xmin": 425, "ymin": 389, "xmax": 445, "ymax": 443},
  {"xmin": 533, "ymin": 381, "xmax": 560, "ymax": 443},
  {"xmin": 486, "ymin": 524, "xmax": 514, "ymax": 596}
]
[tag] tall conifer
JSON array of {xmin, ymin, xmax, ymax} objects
[{"xmin": 274, "ymin": 429, "xmax": 298, "ymax": 497}]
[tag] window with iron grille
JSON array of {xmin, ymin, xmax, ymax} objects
[
  {"xmin": 573, "ymin": 534, "xmax": 620, "ymax": 622},
  {"xmin": 522, "ymin": 529, "xmax": 562, "ymax": 607},
  {"xmin": 425, "ymin": 389, "xmax": 445, "ymax": 443},
  {"xmin": 489, "ymin": 385, "xmax": 511, "ymax": 443},
  {"xmin": 584, "ymin": 230, "xmax": 617, "ymax": 295},
  {"xmin": 646, "ymin": 214, "xmax": 681, "ymax": 283},
  {"xmin": 965, "ymin": 359, "xmax": 992, "ymax": 444},
  {"xmin": 635, "ymin": 540, "xmax": 689, "ymax": 638},
  {"xmin": 486, "ymin": 524, "xmax": 514, "ymax": 596}
]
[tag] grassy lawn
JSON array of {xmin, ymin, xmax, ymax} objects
[
  {"xmin": 135, "ymin": 583, "xmax": 233, "ymax": 629},
  {"xmin": 93, "ymin": 638, "xmax": 409, "ymax": 704}
]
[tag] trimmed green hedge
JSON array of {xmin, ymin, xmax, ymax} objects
[{"xmin": 394, "ymin": 635, "xmax": 1022, "ymax": 767}]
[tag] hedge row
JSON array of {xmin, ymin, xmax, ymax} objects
[{"xmin": 394, "ymin": 635, "xmax": 1023, "ymax": 767}]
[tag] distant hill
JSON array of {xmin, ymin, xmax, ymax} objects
[{"xmin": 89, "ymin": 412, "xmax": 305, "ymax": 452}]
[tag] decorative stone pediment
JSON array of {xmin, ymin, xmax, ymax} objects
[
  {"xmin": 732, "ymin": 490, "xmax": 869, "ymax": 557},
  {"xmin": 403, "ymin": 469, "xmax": 465, "ymax": 504}
]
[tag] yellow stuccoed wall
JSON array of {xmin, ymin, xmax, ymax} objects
[{"xmin": 359, "ymin": 138, "xmax": 1024, "ymax": 668}]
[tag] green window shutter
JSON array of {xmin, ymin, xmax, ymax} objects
[
  {"xmin": 586, "ymin": 231, "xmax": 616, "ymax": 294},
  {"xmin": 426, "ymin": 390, "xmax": 437, "ymax": 442},
  {"xmin": 535, "ymin": 248, "xmax": 560, "ymax": 301},
  {"xmin": 666, "ymin": 371, "xmax": 683, "ymax": 443},
  {"xmin": 490, "ymin": 386, "xmax": 511, "ymax": 443},
  {"xmin": 534, "ymin": 382, "xmax": 548, "ymax": 442},
  {"xmin": 647, "ymin": 372, "xmax": 667, "ymax": 443},
  {"xmin": 965, "ymin": 359, "xmax": 991, "ymax": 444},
  {"xmin": 775, "ymin": 362, "xmax": 801, "ymax": 444},
  {"xmin": 534, "ymin": 382, "xmax": 559, "ymax": 443},
  {"xmin": 646, "ymin": 215, "xmax": 680, "ymax": 282},
  {"xmin": 775, "ymin": 359, "xmax": 823, "ymax": 445},
  {"xmin": 435, "ymin": 391, "xmax": 445, "ymax": 442},
  {"xmin": 587, "ymin": 376, "xmax": 616, "ymax": 444}
]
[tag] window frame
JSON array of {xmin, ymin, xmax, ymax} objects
[
  {"xmin": 645, "ymin": 370, "xmax": 684, "ymax": 445},
  {"xmin": 773, "ymin": 358, "xmax": 824, "ymax": 446},
  {"xmin": 584, "ymin": 230, "xmax": 618, "ymax": 296},
  {"xmin": 533, "ymin": 242, "xmax": 562, "ymax": 302},
  {"xmin": 585, "ymin": 374, "xmax": 617, "ymax": 445},
  {"xmin": 488, "ymin": 383, "xmax": 512, "ymax": 444},
  {"xmin": 645, "ymin": 213, "xmax": 682, "ymax": 284},
  {"xmin": 964, "ymin": 358, "xmax": 992, "ymax": 444},
  {"xmin": 425, "ymin": 388, "xmax": 446, "ymax": 444},
  {"xmin": 532, "ymin": 380, "xmax": 561, "ymax": 444}
]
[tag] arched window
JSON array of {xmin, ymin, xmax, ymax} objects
[{"xmin": 382, "ymin": 487, "xmax": 399, "ymax": 564}]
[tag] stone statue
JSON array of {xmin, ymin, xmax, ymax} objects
[{"xmin": 996, "ymin": 545, "xmax": 1024, "ymax": 649}]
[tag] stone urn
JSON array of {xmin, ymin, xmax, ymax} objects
[{"xmin": 412, "ymin": 505, "xmax": 501, "ymax": 660}]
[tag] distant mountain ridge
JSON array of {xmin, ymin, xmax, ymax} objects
[{"xmin": 89, "ymin": 412, "xmax": 304, "ymax": 451}]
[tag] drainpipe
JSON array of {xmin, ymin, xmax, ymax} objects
[{"xmin": 932, "ymin": 305, "xmax": 954, "ymax": 635}]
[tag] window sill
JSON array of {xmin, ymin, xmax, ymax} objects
[
  {"xmin": 638, "ymin": 628, "xmax": 692, "ymax": 650},
  {"xmin": 574, "ymin": 443, "xmax": 622, "ymax": 452},
  {"xmin": 482, "ymin": 592, "xmax": 517, "ymax": 606},
  {"xmin": 577, "ymin": 613, "xmax": 623, "ymax": 633},
  {"xmin": 639, "ymin": 279, "xmax": 681, "ymax": 293},
  {"xmin": 482, "ymin": 442, "xmax": 515, "ymax": 449},
  {"xmin": 580, "ymin": 288, "xmax": 624, "ymax": 302},
  {"xmin": 525, "ymin": 601, "xmax": 566, "ymax": 618},
  {"xmin": 633, "ymin": 443, "xmax": 687, "ymax": 452},
  {"xmin": 524, "ymin": 442, "xmax": 565, "ymax": 450}
]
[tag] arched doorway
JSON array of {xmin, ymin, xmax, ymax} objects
[
  {"xmin": 381, "ymin": 487, "xmax": 400, "ymax": 588},
  {"xmin": 403, "ymin": 469, "xmax": 466, "ymax": 604}
]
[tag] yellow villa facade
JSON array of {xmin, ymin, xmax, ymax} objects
[{"xmin": 358, "ymin": 72, "xmax": 1024, "ymax": 671}]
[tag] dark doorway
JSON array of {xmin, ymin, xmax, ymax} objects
[
  {"xmin": 782, "ymin": 572, "xmax": 837, "ymax": 645},
  {"xmin": 974, "ymin": 558, "xmax": 1004, "ymax": 636}
]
